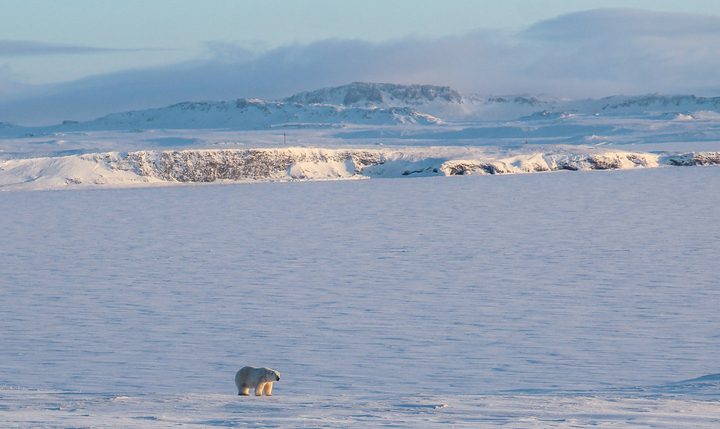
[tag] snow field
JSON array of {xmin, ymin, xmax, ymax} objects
[
  {"xmin": 1, "ymin": 390, "xmax": 718, "ymax": 428},
  {"xmin": 1, "ymin": 167, "xmax": 719, "ymax": 427}
]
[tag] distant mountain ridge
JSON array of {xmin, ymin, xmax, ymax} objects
[
  {"xmin": 285, "ymin": 82, "xmax": 463, "ymax": 107},
  {"xmin": 4, "ymin": 82, "xmax": 720, "ymax": 133},
  {"xmin": 87, "ymin": 97, "xmax": 442, "ymax": 130},
  {"xmin": 599, "ymin": 94, "xmax": 720, "ymax": 112}
]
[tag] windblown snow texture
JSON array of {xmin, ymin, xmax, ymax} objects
[{"xmin": 2, "ymin": 167, "xmax": 719, "ymax": 428}]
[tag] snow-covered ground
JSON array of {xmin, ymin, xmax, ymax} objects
[
  {"xmin": 2, "ymin": 168, "xmax": 719, "ymax": 427},
  {"xmin": 2, "ymin": 83, "xmax": 719, "ymax": 426},
  {"xmin": 2, "ymin": 389, "xmax": 718, "ymax": 428}
]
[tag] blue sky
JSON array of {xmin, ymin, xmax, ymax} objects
[{"xmin": 2, "ymin": 1, "xmax": 720, "ymax": 124}]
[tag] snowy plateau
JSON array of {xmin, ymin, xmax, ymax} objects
[{"xmin": 1, "ymin": 82, "xmax": 720, "ymax": 428}]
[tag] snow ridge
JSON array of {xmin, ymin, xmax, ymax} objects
[
  {"xmin": 601, "ymin": 95, "xmax": 720, "ymax": 112},
  {"xmin": 665, "ymin": 152, "xmax": 720, "ymax": 166},
  {"xmin": 87, "ymin": 99, "xmax": 442, "ymax": 130},
  {"xmin": 3, "ymin": 147, "xmax": 719, "ymax": 191}
]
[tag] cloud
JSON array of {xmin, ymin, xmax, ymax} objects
[
  {"xmin": 3, "ymin": 8, "xmax": 720, "ymax": 125},
  {"xmin": 516, "ymin": 8, "xmax": 720, "ymax": 94},
  {"xmin": 524, "ymin": 8, "xmax": 720, "ymax": 40},
  {"xmin": 0, "ymin": 63, "xmax": 28, "ymax": 97},
  {"xmin": 0, "ymin": 40, "xmax": 146, "ymax": 57}
]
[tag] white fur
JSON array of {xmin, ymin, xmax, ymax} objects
[{"xmin": 235, "ymin": 366, "xmax": 281, "ymax": 396}]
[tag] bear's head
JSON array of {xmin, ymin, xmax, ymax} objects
[{"xmin": 265, "ymin": 368, "xmax": 280, "ymax": 381}]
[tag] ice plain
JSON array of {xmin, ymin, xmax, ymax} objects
[{"xmin": 1, "ymin": 167, "xmax": 720, "ymax": 427}]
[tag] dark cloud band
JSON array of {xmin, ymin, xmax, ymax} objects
[{"xmin": 0, "ymin": 40, "xmax": 153, "ymax": 57}]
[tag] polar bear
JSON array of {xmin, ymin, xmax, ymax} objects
[{"xmin": 235, "ymin": 366, "xmax": 281, "ymax": 396}]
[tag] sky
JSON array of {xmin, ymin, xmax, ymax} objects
[{"xmin": 2, "ymin": 0, "xmax": 720, "ymax": 124}]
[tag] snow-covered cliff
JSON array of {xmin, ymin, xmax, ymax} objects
[{"xmin": 3, "ymin": 147, "xmax": 718, "ymax": 191}]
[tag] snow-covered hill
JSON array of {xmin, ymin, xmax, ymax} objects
[
  {"xmin": 3, "ymin": 146, "xmax": 719, "ymax": 191},
  {"xmin": 0, "ymin": 121, "xmax": 18, "ymax": 130},
  {"xmin": 83, "ymin": 98, "xmax": 442, "ymax": 130},
  {"xmin": 284, "ymin": 83, "xmax": 558, "ymax": 120},
  {"xmin": 595, "ymin": 94, "xmax": 720, "ymax": 116},
  {"xmin": 5, "ymin": 83, "xmax": 720, "ymax": 134},
  {"xmin": 284, "ymin": 82, "xmax": 720, "ymax": 121},
  {"xmin": 467, "ymin": 94, "xmax": 720, "ymax": 121},
  {"xmin": 285, "ymin": 81, "xmax": 462, "ymax": 106}
]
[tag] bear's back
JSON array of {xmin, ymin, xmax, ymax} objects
[{"xmin": 235, "ymin": 366, "xmax": 254, "ymax": 385}]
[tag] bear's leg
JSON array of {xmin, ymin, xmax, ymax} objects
[
  {"xmin": 239, "ymin": 385, "xmax": 250, "ymax": 396},
  {"xmin": 263, "ymin": 382, "xmax": 273, "ymax": 396},
  {"xmin": 255, "ymin": 382, "xmax": 266, "ymax": 396}
]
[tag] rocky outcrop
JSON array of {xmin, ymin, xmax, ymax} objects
[
  {"xmin": 665, "ymin": 152, "xmax": 720, "ymax": 166},
  {"xmin": 437, "ymin": 152, "xmax": 657, "ymax": 176},
  {"xmin": 96, "ymin": 149, "xmax": 386, "ymax": 182}
]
